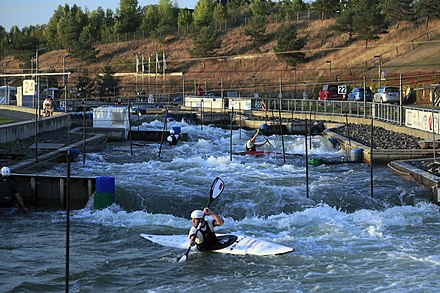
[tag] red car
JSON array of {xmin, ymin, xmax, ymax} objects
[{"xmin": 318, "ymin": 84, "xmax": 344, "ymax": 100}]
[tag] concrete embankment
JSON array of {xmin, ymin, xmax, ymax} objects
[{"xmin": 0, "ymin": 105, "xmax": 70, "ymax": 144}]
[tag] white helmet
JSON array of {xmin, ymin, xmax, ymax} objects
[
  {"xmin": 191, "ymin": 210, "xmax": 204, "ymax": 219},
  {"xmin": 1, "ymin": 166, "xmax": 11, "ymax": 176}
]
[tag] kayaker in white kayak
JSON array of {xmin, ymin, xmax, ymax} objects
[
  {"xmin": 188, "ymin": 207, "xmax": 224, "ymax": 251},
  {"xmin": 246, "ymin": 129, "xmax": 267, "ymax": 151}
]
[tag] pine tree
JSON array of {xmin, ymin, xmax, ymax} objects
[
  {"xmin": 139, "ymin": 5, "xmax": 159, "ymax": 37},
  {"xmin": 115, "ymin": 0, "xmax": 142, "ymax": 34},
  {"xmin": 332, "ymin": 1, "xmax": 355, "ymax": 41},
  {"xmin": 414, "ymin": 0, "xmax": 440, "ymax": 27},
  {"xmin": 92, "ymin": 65, "xmax": 120, "ymax": 97},
  {"xmin": 156, "ymin": 0, "xmax": 177, "ymax": 38},
  {"xmin": 274, "ymin": 23, "xmax": 306, "ymax": 67},
  {"xmin": 381, "ymin": 0, "xmax": 415, "ymax": 27},
  {"xmin": 190, "ymin": 25, "xmax": 219, "ymax": 57},
  {"xmin": 352, "ymin": 0, "xmax": 386, "ymax": 48},
  {"xmin": 178, "ymin": 8, "xmax": 193, "ymax": 35},
  {"xmin": 244, "ymin": 0, "xmax": 268, "ymax": 46}
]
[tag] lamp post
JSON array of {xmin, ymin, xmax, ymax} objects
[
  {"xmin": 63, "ymin": 54, "xmax": 71, "ymax": 112},
  {"xmin": 4, "ymin": 60, "xmax": 10, "ymax": 104},
  {"xmin": 293, "ymin": 67, "xmax": 297, "ymax": 99},
  {"xmin": 374, "ymin": 55, "xmax": 382, "ymax": 87},
  {"xmin": 36, "ymin": 48, "xmax": 42, "ymax": 118},
  {"xmin": 325, "ymin": 60, "xmax": 332, "ymax": 80}
]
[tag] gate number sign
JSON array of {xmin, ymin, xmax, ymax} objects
[
  {"xmin": 338, "ymin": 85, "xmax": 347, "ymax": 95},
  {"xmin": 23, "ymin": 80, "xmax": 35, "ymax": 96}
]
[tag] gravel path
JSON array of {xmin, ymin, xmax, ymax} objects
[{"xmin": 331, "ymin": 124, "xmax": 422, "ymax": 149}]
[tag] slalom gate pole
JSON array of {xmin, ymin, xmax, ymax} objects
[{"xmin": 305, "ymin": 119, "xmax": 309, "ymax": 198}]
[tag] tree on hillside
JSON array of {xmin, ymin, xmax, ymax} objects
[
  {"xmin": 75, "ymin": 71, "xmax": 94, "ymax": 99},
  {"xmin": 139, "ymin": 5, "xmax": 159, "ymax": 37},
  {"xmin": 332, "ymin": 1, "xmax": 355, "ymax": 41},
  {"xmin": 44, "ymin": 68, "xmax": 59, "ymax": 89},
  {"xmin": 0, "ymin": 26, "xmax": 8, "ymax": 53},
  {"xmin": 190, "ymin": 25, "xmax": 219, "ymax": 57},
  {"xmin": 274, "ymin": 23, "xmax": 306, "ymax": 67},
  {"xmin": 245, "ymin": 0, "xmax": 268, "ymax": 46},
  {"xmin": 313, "ymin": 0, "xmax": 341, "ymax": 20},
  {"xmin": 9, "ymin": 25, "xmax": 43, "ymax": 65},
  {"xmin": 44, "ymin": 4, "xmax": 89, "ymax": 54},
  {"xmin": 86, "ymin": 7, "xmax": 106, "ymax": 42},
  {"xmin": 156, "ymin": 0, "xmax": 177, "ymax": 38},
  {"xmin": 193, "ymin": 0, "xmax": 215, "ymax": 28},
  {"xmin": 414, "ymin": 0, "xmax": 440, "ymax": 27},
  {"xmin": 44, "ymin": 5, "xmax": 65, "ymax": 50},
  {"xmin": 191, "ymin": 0, "xmax": 218, "ymax": 57},
  {"xmin": 72, "ymin": 26, "xmax": 98, "ymax": 61},
  {"xmin": 272, "ymin": 0, "xmax": 292, "ymax": 22},
  {"xmin": 352, "ymin": 0, "xmax": 386, "ymax": 48},
  {"xmin": 292, "ymin": 0, "xmax": 307, "ymax": 21},
  {"xmin": 178, "ymin": 8, "xmax": 193, "ymax": 35},
  {"xmin": 92, "ymin": 65, "xmax": 120, "ymax": 97},
  {"xmin": 380, "ymin": 0, "xmax": 415, "ymax": 27},
  {"xmin": 100, "ymin": 9, "xmax": 117, "ymax": 42},
  {"xmin": 213, "ymin": 3, "xmax": 228, "ymax": 30},
  {"xmin": 115, "ymin": 0, "xmax": 142, "ymax": 34},
  {"xmin": 226, "ymin": 0, "xmax": 250, "ymax": 23}
]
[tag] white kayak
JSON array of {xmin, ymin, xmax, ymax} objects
[{"xmin": 140, "ymin": 233, "xmax": 294, "ymax": 256}]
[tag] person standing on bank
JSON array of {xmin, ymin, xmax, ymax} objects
[
  {"xmin": 0, "ymin": 167, "xmax": 27, "ymax": 212},
  {"xmin": 188, "ymin": 207, "xmax": 224, "ymax": 251},
  {"xmin": 43, "ymin": 96, "xmax": 52, "ymax": 117},
  {"xmin": 246, "ymin": 129, "xmax": 267, "ymax": 151}
]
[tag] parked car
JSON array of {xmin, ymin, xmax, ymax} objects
[
  {"xmin": 318, "ymin": 84, "xmax": 344, "ymax": 100},
  {"xmin": 347, "ymin": 87, "xmax": 373, "ymax": 102},
  {"xmin": 373, "ymin": 86, "xmax": 400, "ymax": 103}
]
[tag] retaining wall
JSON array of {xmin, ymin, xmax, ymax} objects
[{"xmin": 0, "ymin": 106, "xmax": 70, "ymax": 144}]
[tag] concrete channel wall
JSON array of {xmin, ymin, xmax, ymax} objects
[
  {"xmin": 11, "ymin": 173, "xmax": 95, "ymax": 209},
  {"xmin": 0, "ymin": 105, "xmax": 70, "ymax": 144}
]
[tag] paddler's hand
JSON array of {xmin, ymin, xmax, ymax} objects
[
  {"xmin": 203, "ymin": 207, "xmax": 210, "ymax": 215},
  {"xmin": 189, "ymin": 235, "xmax": 196, "ymax": 246}
]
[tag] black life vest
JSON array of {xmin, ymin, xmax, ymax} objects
[
  {"xmin": 0, "ymin": 179, "xmax": 16, "ymax": 207},
  {"xmin": 196, "ymin": 222, "xmax": 221, "ymax": 251}
]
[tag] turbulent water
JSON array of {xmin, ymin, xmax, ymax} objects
[{"xmin": 1, "ymin": 118, "xmax": 439, "ymax": 292}]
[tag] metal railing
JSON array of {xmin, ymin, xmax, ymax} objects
[{"xmin": 260, "ymin": 98, "xmax": 400, "ymax": 121}]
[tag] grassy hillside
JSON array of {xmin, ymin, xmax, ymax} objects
[{"xmin": 2, "ymin": 18, "xmax": 440, "ymax": 101}]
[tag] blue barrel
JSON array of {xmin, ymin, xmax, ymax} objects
[
  {"xmin": 96, "ymin": 176, "xmax": 115, "ymax": 194},
  {"xmin": 69, "ymin": 149, "xmax": 81, "ymax": 160},
  {"xmin": 350, "ymin": 148, "xmax": 364, "ymax": 163},
  {"xmin": 172, "ymin": 126, "xmax": 181, "ymax": 134}
]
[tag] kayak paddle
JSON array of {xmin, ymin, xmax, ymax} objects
[
  {"xmin": 177, "ymin": 177, "xmax": 225, "ymax": 263},
  {"xmin": 263, "ymin": 136, "xmax": 276, "ymax": 151}
]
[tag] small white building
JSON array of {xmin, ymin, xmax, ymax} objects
[
  {"xmin": 183, "ymin": 95, "xmax": 253, "ymax": 111},
  {"xmin": 93, "ymin": 106, "xmax": 130, "ymax": 138}
]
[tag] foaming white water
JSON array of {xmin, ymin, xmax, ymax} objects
[{"xmin": 26, "ymin": 119, "xmax": 439, "ymax": 291}]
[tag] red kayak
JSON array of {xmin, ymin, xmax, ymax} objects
[{"xmin": 233, "ymin": 151, "xmax": 303, "ymax": 157}]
